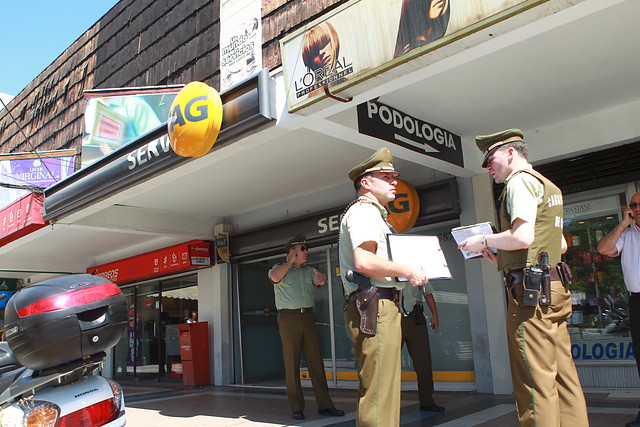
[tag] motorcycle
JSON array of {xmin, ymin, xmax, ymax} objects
[{"xmin": 0, "ymin": 274, "xmax": 127, "ymax": 426}]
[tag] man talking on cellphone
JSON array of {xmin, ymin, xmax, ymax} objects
[
  {"xmin": 268, "ymin": 234, "xmax": 344, "ymax": 421},
  {"xmin": 597, "ymin": 192, "xmax": 640, "ymax": 427}
]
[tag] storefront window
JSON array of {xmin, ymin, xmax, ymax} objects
[
  {"xmin": 404, "ymin": 223, "xmax": 474, "ymax": 377},
  {"xmin": 329, "ymin": 222, "xmax": 474, "ymax": 381},
  {"xmin": 237, "ymin": 228, "xmax": 473, "ymax": 384},
  {"xmin": 113, "ymin": 275, "xmax": 198, "ymax": 380},
  {"xmin": 563, "ymin": 194, "xmax": 632, "ymax": 362}
]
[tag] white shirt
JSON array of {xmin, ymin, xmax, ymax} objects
[{"xmin": 614, "ymin": 223, "xmax": 640, "ymax": 293}]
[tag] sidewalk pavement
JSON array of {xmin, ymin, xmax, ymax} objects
[{"xmin": 120, "ymin": 380, "xmax": 640, "ymax": 427}]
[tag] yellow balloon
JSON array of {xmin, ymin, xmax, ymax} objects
[{"xmin": 168, "ymin": 82, "xmax": 223, "ymax": 157}]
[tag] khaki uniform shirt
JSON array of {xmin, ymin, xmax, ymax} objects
[
  {"xmin": 339, "ymin": 197, "xmax": 401, "ymax": 296},
  {"xmin": 400, "ymin": 282, "xmax": 434, "ymax": 314},
  {"xmin": 269, "ymin": 263, "xmax": 316, "ymax": 310}
]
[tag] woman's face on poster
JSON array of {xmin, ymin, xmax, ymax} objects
[
  {"xmin": 429, "ymin": 0, "xmax": 449, "ymax": 19},
  {"xmin": 312, "ymin": 38, "xmax": 335, "ymax": 70}
]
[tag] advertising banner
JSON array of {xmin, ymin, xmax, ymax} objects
[
  {"xmin": 88, "ymin": 240, "xmax": 213, "ymax": 285},
  {"xmin": 220, "ymin": 0, "xmax": 262, "ymax": 91},
  {"xmin": 82, "ymin": 87, "xmax": 181, "ymax": 167},
  {"xmin": 571, "ymin": 338, "xmax": 634, "ymax": 361},
  {"xmin": 0, "ymin": 192, "xmax": 46, "ymax": 247},
  {"xmin": 281, "ymin": 0, "xmax": 543, "ymax": 111},
  {"xmin": 0, "ymin": 150, "xmax": 75, "ymax": 209}
]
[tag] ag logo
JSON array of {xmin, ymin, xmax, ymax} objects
[
  {"xmin": 168, "ymin": 81, "xmax": 223, "ymax": 157},
  {"xmin": 386, "ymin": 179, "xmax": 420, "ymax": 233}
]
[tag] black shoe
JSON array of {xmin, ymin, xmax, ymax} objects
[
  {"xmin": 319, "ymin": 407, "xmax": 345, "ymax": 417},
  {"xmin": 626, "ymin": 420, "xmax": 640, "ymax": 427},
  {"xmin": 420, "ymin": 403, "xmax": 445, "ymax": 412},
  {"xmin": 293, "ymin": 411, "xmax": 305, "ymax": 420}
]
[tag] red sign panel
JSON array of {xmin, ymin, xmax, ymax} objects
[
  {"xmin": 0, "ymin": 192, "xmax": 47, "ymax": 247},
  {"xmin": 88, "ymin": 240, "xmax": 213, "ymax": 285}
]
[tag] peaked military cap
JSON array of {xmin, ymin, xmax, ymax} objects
[
  {"xmin": 284, "ymin": 233, "xmax": 307, "ymax": 252},
  {"xmin": 476, "ymin": 129, "xmax": 524, "ymax": 167},
  {"xmin": 348, "ymin": 147, "xmax": 399, "ymax": 181}
]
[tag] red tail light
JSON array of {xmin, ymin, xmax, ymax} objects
[
  {"xmin": 56, "ymin": 398, "xmax": 119, "ymax": 427},
  {"xmin": 17, "ymin": 282, "xmax": 121, "ymax": 317}
]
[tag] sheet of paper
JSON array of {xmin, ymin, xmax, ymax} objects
[
  {"xmin": 387, "ymin": 234, "xmax": 451, "ymax": 280},
  {"xmin": 451, "ymin": 222, "xmax": 497, "ymax": 259}
]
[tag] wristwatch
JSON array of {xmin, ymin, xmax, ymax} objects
[{"xmin": 481, "ymin": 235, "xmax": 487, "ymax": 248}]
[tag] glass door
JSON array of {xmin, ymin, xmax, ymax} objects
[
  {"xmin": 237, "ymin": 246, "xmax": 336, "ymax": 384},
  {"xmin": 160, "ymin": 276, "xmax": 198, "ymax": 379},
  {"xmin": 564, "ymin": 194, "xmax": 632, "ymax": 362},
  {"xmin": 114, "ymin": 287, "xmax": 136, "ymax": 378},
  {"xmin": 238, "ymin": 260, "xmax": 284, "ymax": 382},
  {"xmin": 304, "ymin": 249, "xmax": 334, "ymax": 378},
  {"xmin": 135, "ymin": 282, "xmax": 162, "ymax": 378}
]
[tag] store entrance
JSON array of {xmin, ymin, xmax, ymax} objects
[
  {"xmin": 237, "ymin": 248, "xmax": 334, "ymax": 384},
  {"xmin": 113, "ymin": 274, "xmax": 198, "ymax": 381}
]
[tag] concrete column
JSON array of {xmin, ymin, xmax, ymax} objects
[
  {"xmin": 458, "ymin": 175, "xmax": 512, "ymax": 394},
  {"xmin": 198, "ymin": 264, "xmax": 232, "ymax": 385}
]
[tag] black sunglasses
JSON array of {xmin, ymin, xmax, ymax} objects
[
  {"xmin": 630, "ymin": 202, "xmax": 640, "ymax": 209},
  {"xmin": 298, "ymin": 246, "xmax": 308, "ymax": 251}
]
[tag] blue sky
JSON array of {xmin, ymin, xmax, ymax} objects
[{"xmin": 0, "ymin": 1, "xmax": 120, "ymax": 98}]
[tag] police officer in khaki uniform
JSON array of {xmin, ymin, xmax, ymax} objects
[
  {"xmin": 269, "ymin": 234, "xmax": 344, "ymax": 421},
  {"xmin": 458, "ymin": 129, "xmax": 589, "ymax": 427},
  {"xmin": 400, "ymin": 283, "xmax": 444, "ymax": 412},
  {"xmin": 339, "ymin": 147, "xmax": 428, "ymax": 426}
]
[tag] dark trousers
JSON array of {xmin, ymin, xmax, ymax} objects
[
  {"xmin": 401, "ymin": 315, "xmax": 435, "ymax": 407},
  {"xmin": 630, "ymin": 293, "xmax": 640, "ymax": 378},
  {"xmin": 277, "ymin": 310, "xmax": 334, "ymax": 413}
]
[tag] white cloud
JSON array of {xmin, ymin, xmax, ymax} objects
[{"xmin": 0, "ymin": 93, "xmax": 14, "ymax": 110}]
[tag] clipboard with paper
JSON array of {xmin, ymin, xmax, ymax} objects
[
  {"xmin": 451, "ymin": 222, "xmax": 498, "ymax": 259},
  {"xmin": 386, "ymin": 234, "xmax": 452, "ymax": 281}
]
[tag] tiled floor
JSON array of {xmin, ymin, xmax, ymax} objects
[{"xmin": 120, "ymin": 380, "xmax": 639, "ymax": 426}]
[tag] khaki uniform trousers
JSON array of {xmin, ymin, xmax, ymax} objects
[
  {"xmin": 277, "ymin": 311, "xmax": 334, "ymax": 413},
  {"xmin": 507, "ymin": 280, "xmax": 589, "ymax": 427},
  {"xmin": 401, "ymin": 315, "xmax": 435, "ymax": 407},
  {"xmin": 345, "ymin": 299, "xmax": 402, "ymax": 427}
]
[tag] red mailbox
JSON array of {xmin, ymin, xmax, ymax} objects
[{"xmin": 178, "ymin": 321, "xmax": 210, "ymax": 386}]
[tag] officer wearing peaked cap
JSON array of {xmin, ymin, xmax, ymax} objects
[
  {"xmin": 347, "ymin": 147, "xmax": 398, "ymax": 181},
  {"xmin": 339, "ymin": 147, "xmax": 428, "ymax": 426},
  {"xmin": 458, "ymin": 129, "xmax": 588, "ymax": 427},
  {"xmin": 268, "ymin": 234, "xmax": 344, "ymax": 421},
  {"xmin": 476, "ymin": 128, "xmax": 524, "ymax": 168}
]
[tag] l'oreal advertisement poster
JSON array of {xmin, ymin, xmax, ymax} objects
[{"xmin": 281, "ymin": 0, "xmax": 540, "ymax": 111}]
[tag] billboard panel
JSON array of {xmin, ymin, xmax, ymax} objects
[
  {"xmin": 281, "ymin": 0, "xmax": 544, "ymax": 111},
  {"xmin": 82, "ymin": 87, "xmax": 181, "ymax": 166},
  {"xmin": 0, "ymin": 150, "xmax": 75, "ymax": 209}
]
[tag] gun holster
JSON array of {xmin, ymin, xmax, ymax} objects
[
  {"xmin": 412, "ymin": 302, "xmax": 425, "ymax": 325},
  {"xmin": 522, "ymin": 266, "xmax": 542, "ymax": 307},
  {"xmin": 522, "ymin": 251, "xmax": 552, "ymax": 307},
  {"xmin": 356, "ymin": 287, "xmax": 379, "ymax": 335},
  {"xmin": 556, "ymin": 261, "xmax": 573, "ymax": 286},
  {"xmin": 346, "ymin": 270, "xmax": 379, "ymax": 336}
]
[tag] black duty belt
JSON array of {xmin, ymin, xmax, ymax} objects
[
  {"xmin": 347, "ymin": 287, "xmax": 399, "ymax": 304},
  {"xmin": 505, "ymin": 268, "xmax": 560, "ymax": 286},
  {"xmin": 279, "ymin": 307, "xmax": 313, "ymax": 313}
]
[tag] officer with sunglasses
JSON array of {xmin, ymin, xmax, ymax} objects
[
  {"xmin": 268, "ymin": 234, "xmax": 344, "ymax": 421},
  {"xmin": 598, "ymin": 192, "xmax": 640, "ymax": 427}
]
